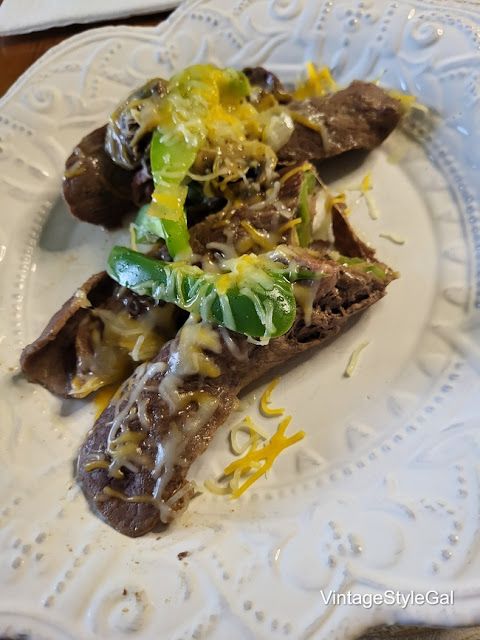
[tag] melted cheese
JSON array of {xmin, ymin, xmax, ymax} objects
[
  {"xmin": 279, "ymin": 162, "xmax": 312, "ymax": 185},
  {"xmin": 278, "ymin": 218, "xmax": 301, "ymax": 234},
  {"xmin": 94, "ymin": 384, "xmax": 120, "ymax": 419},
  {"xmin": 293, "ymin": 281, "xmax": 319, "ymax": 326},
  {"xmin": 71, "ymin": 305, "xmax": 173, "ymax": 398},
  {"xmin": 74, "ymin": 288, "xmax": 92, "ymax": 308},
  {"xmin": 219, "ymin": 327, "xmax": 248, "ymax": 361},
  {"xmin": 101, "ymin": 487, "xmax": 154, "ymax": 504},
  {"xmin": 109, "ymin": 360, "xmax": 167, "ymax": 439},
  {"xmin": 107, "ymin": 430, "xmax": 149, "ymax": 478},
  {"xmin": 173, "ymin": 319, "xmax": 222, "ymax": 378},
  {"xmin": 182, "ymin": 391, "xmax": 218, "ymax": 433},
  {"xmin": 135, "ymin": 65, "xmax": 283, "ymax": 195},
  {"xmin": 93, "ymin": 308, "xmax": 167, "ymax": 359},
  {"xmin": 96, "ymin": 318, "xmax": 225, "ymax": 521}
]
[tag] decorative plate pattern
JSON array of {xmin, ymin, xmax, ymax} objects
[{"xmin": 0, "ymin": 1, "xmax": 479, "ymax": 638}]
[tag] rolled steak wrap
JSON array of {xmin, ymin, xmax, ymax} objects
[
  {"xmin": 21, "ymin": 166, "xmax": 319, "ymax": 397},
  {"xmin": 20, "ymin": 271, "xmax": 180, "ymax": 399},
  {"xmin": 77, "ymin": 245, "xmax": 395, "ymax": 537},
  {"xmin": 62, "ymin": 75, "xmax": 401, "ymax": 229},
  {"xmin": 278, "ymin": 81, "xmax": 402, "ymax": 164}
]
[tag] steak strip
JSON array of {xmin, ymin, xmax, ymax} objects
[
  {"xmin": 62, "ymin": 75, "xmax": 401, "ymax": 228},
  {"xmin": 278, "ymin": 81, "xmax": 402, "ymax": 164},
  {"xmin": 77, "ymin": 247, "xmax": 394, "ymax": 537},
  {"xmin": 21, "ymin": 167, "xmax": 318, "ymax": 397}
]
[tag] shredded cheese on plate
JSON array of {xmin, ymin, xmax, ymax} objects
[
  {"xmin": 344, "ymin": 341, "xmax": 370, "ymax": 378},
  {"xmin": 259, "ymin": 377, "xmax": 284, "ymax": 417},
  {"xmin": 379, "ymin": 232, "xmax": 406, "ymax": 245}
]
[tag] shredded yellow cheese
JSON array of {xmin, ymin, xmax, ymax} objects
[
  {"xmin": 342, "ymin": 173, "xmax": 380, "ymax": 220},
  {"xmin": 293, "ymin": 63, "xmax": 337, "ymax": 100},
  {"xmin": 240, "ymin": 220, "xmax": 275, "ymax": 251},
  {"xmin": 344, "ymin": 341, "xmax": 370, "ymax": 377},
  {"xmin": 279, "ymin": 162, "xmax": 313, "ymax": 185},
  {"xmin": 203, "ymin": 479, "xmax": 230, "ymax": 495},
  {"xmin": 364, "ymin": 191, "xmax": 380, "ymax": 220},
  {"xmin": 224, "ymin": 416, "xmax": 305, "ymax": 498},
  {"xmin": 230, "ymin": 415, "xmax": 269, "ymax": 455},
  {"xmin": 389, "ymin": 90, "xmax": 429, "ymax": 116},
  {"xmin": 205, "ymin": 408, "xmax": 304, "ymax": 499},
  {"xmin": 359, "ymin": 174, "xmax": 380, "ymax": 220},
  {"xmin": 278, "ymin": 218, "xmax": 302, "ymax": 234},
  {"xmin": 361, "ymin": 173, "xmax": 372, "ymax": 192},
  {"xmin": 325, "ymin": 191, "xmax": 347, "ymax": 215},
  {"xmin": 259, "ymin": 377, "xmax": 284, "ymax": 417}
]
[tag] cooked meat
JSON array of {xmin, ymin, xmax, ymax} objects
[
  {"xmin": 62, "ymin": 125, "xmax": 135, "ymax": 228},
  {"xmin": 62, "ymin": 77, "xmax": 401, "ymax": 229},
  {"xmin": 278, "ymin": 81, "xmax": 402, "ymax": 164},
  {"xmin": 20, "ymin": 273, "xmax": 111, "ymax": 396},
  {"xmin": 20, "ymin": 271, "xmax": 180, "ymax": 398},
  {"xmin": 243, "ymin": 66, "xmax": 291, "ymax": 103},
  {"xmin": 190, "ymin": 167, "xmax": 315, "ymax": 258},
  {"xmin": 22, "ymin": 166, "xmax": 316, "ymax": 397},
  {"xmin": 63, "ymin": 131, "xmax": 225, "ymax": 229},
  {"xmin": 105, "ymin": 78, "xmax": 167, "ymax": 170},
  {"xmin": 77, "ymin": 248, "xmax": 394, "ymax": 537},
  {"xmin": 130, "ymin": 161, "xmax": 154, "ymax": 207},
  {"xmin": 330, "ymin": 203, "xmax": 376, "ymax": 260}
]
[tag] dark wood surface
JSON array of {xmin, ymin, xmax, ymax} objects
[
  {"xmin": 0, "ymin": 12, "xmax": 168, "ymax": 97},
  {"xmin": 0, "ymin": 8, "xmax": 475, "ymax": 640}
]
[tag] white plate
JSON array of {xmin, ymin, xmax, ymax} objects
[{"xmin": 1, "ymin": 1, "xmax": 479, "ymax": 638}]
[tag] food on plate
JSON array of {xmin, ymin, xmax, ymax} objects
[
  {"xmin": 78, "ymin": 217, "xmax": 394, "ymax": 537},
  {"xmin": 21, "ymin": 64, "xmax": 403, "ymax": 536},
  {"xmin": 62, "ymin": 65, "xmax": 402, "ymax": 230}
]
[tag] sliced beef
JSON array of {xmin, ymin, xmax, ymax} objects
[
  {"xmin": 77, "ymin": 249, "xmax": 394, "ymax": 537},
  {"xmin": 20, "ymin": 273, "xmax": 112, "ymax": 396},
  {"xmin": 105, "ymin": 78, "xmax": 167, "ymax": 170},
  {"xmin": 63, "ymin": 125, "xmax": 135, "ymax": 228},
  {"xmin": 190, "ymin": 167, "xmax": 316, "ymax": 258},
  {"xmin": 278, "ymin": 81, "xmax": 402, "ymax": 164},
  {"xmin": 330, "ymin": 203, "xmax": 376, "ymax": 260},
  {"xmin": 63, "ymin": 131, "xmax": 224, "ymax": 229},
  {"xmin": 20, "ymin": 271, "xmax": 180, "ymax": 398},
  {"xmin": 243, "ymin": 66, "xmax": 291, "ymax": 103},
  {"xmin": 22, "ymin": 166, "xmax": 315, "ymax": 397},
  {"xmin": 63, "ymin": 77, "xmax": 402, "ymax": 229}
]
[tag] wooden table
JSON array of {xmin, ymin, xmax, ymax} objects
[{"xmin": 0, "ymin": 9, "xmax": 476, "ymax": 640}]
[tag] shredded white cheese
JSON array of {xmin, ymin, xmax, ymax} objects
[
  {"xmin": 379, "ymin": 232, "xmax": 406, "ymax": 245},
  {"xmin": 344, "ymin": 341, "xmax": 370, "ymax": 378}
]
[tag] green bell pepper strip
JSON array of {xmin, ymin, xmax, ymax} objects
[
  {"xmin": 134, "ymin": 130, "xmax": 196, "ymax": 259},
  {"xmin": 333, "ymin": 255, "xmax": 391, "ymax": 281},
  {"xmin": 297, "ymin": 170, "xmax": 316, "ymax": 247},
  {"xmin": 107, "ymin": 246, "xmax": 298, "ymax": 339},
  {"xmin": 132, "ymin": 65, "xmax": 253, "ymax": 260}
]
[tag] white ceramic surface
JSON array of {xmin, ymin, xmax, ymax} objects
[{"xmin": 0, "ymin": 1, "xmax": 479, "ymax": 638}]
